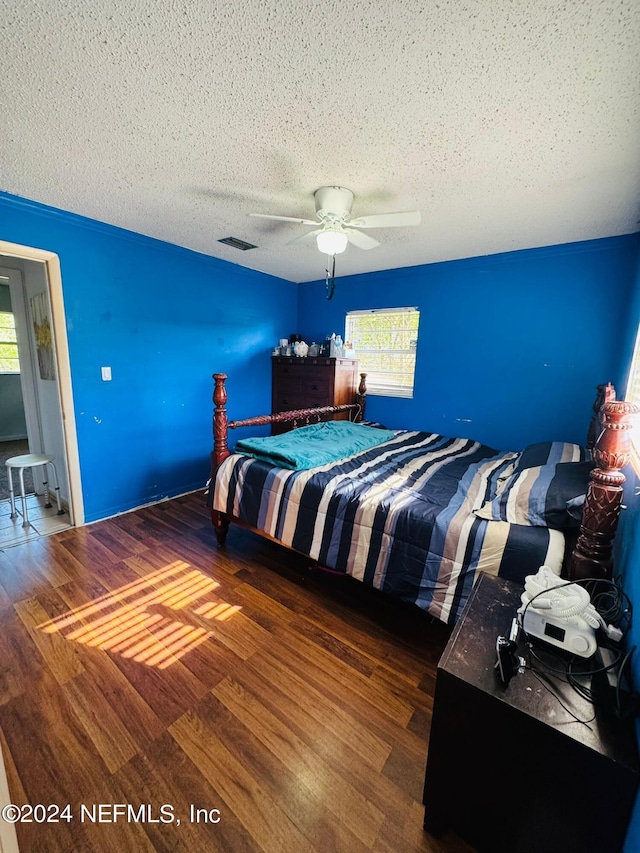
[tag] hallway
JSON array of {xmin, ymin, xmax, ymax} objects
[
  {"xmin": 0, "ymin": 439, "xmax": 72, "ymax": 548},
  {"xmin": 0, "ymin": 493, "xmax": 71, "ymax": 549}
]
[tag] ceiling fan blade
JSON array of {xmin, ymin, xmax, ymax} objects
[
  {"xmin": 250, "ymin": 213, "xmax": 318, "ymax": 225},
  {"xmin": 348, "ymin": 210, "xmax": 421, "ymax": 229},
  {"xmin": 344, "ymin": 228, "xmax": 380, "ymax": 250},
  {"xmin": 288, "ymin": 228, "xmax": 322, "ymax": 245}
]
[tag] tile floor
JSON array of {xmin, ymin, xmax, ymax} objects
[{"xmin": 0, "ymin": 493, "xmax": 72, "ymax": 548}]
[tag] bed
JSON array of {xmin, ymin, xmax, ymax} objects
[{"xmin": 206, "ymin": 374, "xmax": 637, "ymax": 625}]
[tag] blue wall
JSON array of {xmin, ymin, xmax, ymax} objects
[
  {"xmin": 298, "ymin": 236, "xmax": 639, "ymax": 450},
  {"xmin": 0, "ymin": 192, "xmax": 296, "ymax": 522}
]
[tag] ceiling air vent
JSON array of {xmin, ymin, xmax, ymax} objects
[{"xmin": 218, "ymin": 237, "xmax": 257, "ymax": 251}]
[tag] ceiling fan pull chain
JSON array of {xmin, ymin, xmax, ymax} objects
[{"xmin": 325, "ymin": 255, "xmax": 336, "ymax": 300}]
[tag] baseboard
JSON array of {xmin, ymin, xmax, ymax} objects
[{"xmin": 0, "ymin": 435, "xmax": 28, "ymax": 443}]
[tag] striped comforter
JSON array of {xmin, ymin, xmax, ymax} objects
[{"xmin": 212, "ymin": 430, "xmax": 565, "ymax": 624}]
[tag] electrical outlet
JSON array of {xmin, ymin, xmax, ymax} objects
[{"xmin": 101, "ymin": 366, "xmax": 112, "ymax": 381}]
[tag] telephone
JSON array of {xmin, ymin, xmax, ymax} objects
[{"xmin": 517, "ymin": 566, "xmax": 599, "ymax": 658}]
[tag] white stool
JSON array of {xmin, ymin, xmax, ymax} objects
[{"xmin": 6, "ymin": 454, "xmax": 64, "ymax": 528}]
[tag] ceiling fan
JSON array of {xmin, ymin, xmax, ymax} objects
[{"xmin": 249, "ymin": 186, "xmax": 421, "ymax": 255}]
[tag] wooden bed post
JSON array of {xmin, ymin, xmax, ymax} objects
[
  {"xmin": 356, "ymin": 373, "xmax": 367, "ymax": 422},
  {"xmin": 569, "ymin": 398, "xmax": 638, "ymax": 581},
  {"xmin": 208, "ymin": 368, "xmax": 367, "ymax": 544},
  {"xmin": 586, "ymin": 382, "xmax": 616, "ymax": 450},
  {"xmin": 212, "ymin": 373, "xmax": 230, "ymax": 466},
  {"xmin": 210, "ymin": 373, "xmax": 230, "ymax": 545}
]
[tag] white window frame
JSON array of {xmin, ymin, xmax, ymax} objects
[
  {"xmin": 0, "ymin": 310, "xmax": 20, "ymax": 374},
  {"xmin": 345, "ymin": 306, "xmax": 420, "ymax": 398},
  {"xmin": 625, "ymin": 322, "xmax": 640, "ymax": 475},
  {"xmin": 626, "ymin": 323, "xmax": 640, "ymax": 407}
]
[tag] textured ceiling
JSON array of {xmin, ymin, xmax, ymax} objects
[{"xmin": 1, "ymin": 1, "xmax": 639, "ymax": 283}]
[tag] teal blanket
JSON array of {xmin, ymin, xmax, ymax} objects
[{"xmin": 235, "ymin": 421, "xmax": 396, "ymax": 470}]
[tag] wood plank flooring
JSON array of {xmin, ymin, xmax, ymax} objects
[{"xmin": 0, "ymin": 492, "xmax": 473, "ymax": 852}]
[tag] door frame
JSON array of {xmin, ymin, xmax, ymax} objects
[{"xmin": 0, "ymin": 240, "xmax": 84, "ymax": 526}]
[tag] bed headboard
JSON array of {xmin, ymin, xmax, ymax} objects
[{"xmin": 570, "ymin": 385, "xmax": 638, "ymax": 581}]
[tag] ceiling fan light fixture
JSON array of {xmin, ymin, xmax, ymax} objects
[{"xmin": 317, "ymin": 230, "xmax": 348, "ymax": 255}]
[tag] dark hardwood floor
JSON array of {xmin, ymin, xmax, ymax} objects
[{"xmin": 0, "ymin": 491, "xmax": 473, "ymax": 852}]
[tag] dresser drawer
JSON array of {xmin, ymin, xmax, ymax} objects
[
  {"xmin": 275, "ymin": 363, "xmax": 308, "ymax": 381},
  {"xmin": 274, "ymin": 383, "xmax": 331, "ymax": 409},
  {"xmin": 300, "ymin": 377, "xmax": 331, "ymax": 397},
  {"xmin": 274, "ymin": 393, "xmax": 308, "ymax": 411},
  {"xmin": 276, "ymin": 378, "xmax": 303, "ymax": 396}
]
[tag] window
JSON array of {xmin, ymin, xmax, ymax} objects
[
  {"xmin": 624, "ymin": 323, "xmax": 640, "ymax": 474},
  {"xmin": 345, "ymin": 307, "xmax": 420, "ymax": 398},
  {"xmin": 0, "ymin": 311, "xmax": 20, "ymax": 373},
  {"xmin": 626, "ymin": 323, "xmax": 640, "ymax": 409}
]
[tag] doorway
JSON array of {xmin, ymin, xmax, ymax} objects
[{"xmin": 0, "ymin": 241, "xmax": 83, "ymax": 537}]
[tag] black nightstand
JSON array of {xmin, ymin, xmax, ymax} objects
[{"xmin": 422, "ymin": 574, "xmax": 639, "ymax": 853}]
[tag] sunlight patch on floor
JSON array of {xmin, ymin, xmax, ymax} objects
[{"xmin": 36, "ymin": 560, "xmax": 241, "ymax": 669}]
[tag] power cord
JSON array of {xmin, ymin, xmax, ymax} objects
[
  {"xmin": 514, "ymin": 571, "xmax": 638, "ymax": 722},
  {"xmin": 517, "ymin": 631, "xmax": 597, "ymax": 726},
  {"xmin": 566, "ymin": 647, "xmax": 624, "ymax": 703},
  {"xmin": 528, "ymin": 668, "xmax": 596, "ymax": 727},
  {"xmin": 584, "ymin": 574, "xmax": 633, "ymax": 634},
  {"xmin": 615, "ymin": 646, "xmax": 637, "ymax": 718}
]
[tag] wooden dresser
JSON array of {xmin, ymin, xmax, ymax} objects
[{"xmin": 271, "ymin": 356, "xmax": 358, "ymax": 435}]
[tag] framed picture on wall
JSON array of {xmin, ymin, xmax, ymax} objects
[{"xmin": 30, "ymin": 292, "xmax": 56, "ymax": 381}]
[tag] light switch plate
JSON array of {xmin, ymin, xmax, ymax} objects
[{"xmin": 101, "ymin": 366, "xmax": 112, "ymax": 381}]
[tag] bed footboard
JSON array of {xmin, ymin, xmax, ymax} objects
[{"xmin": 209, "ymin": 371, "xmax": 367, "ymax": 544}]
